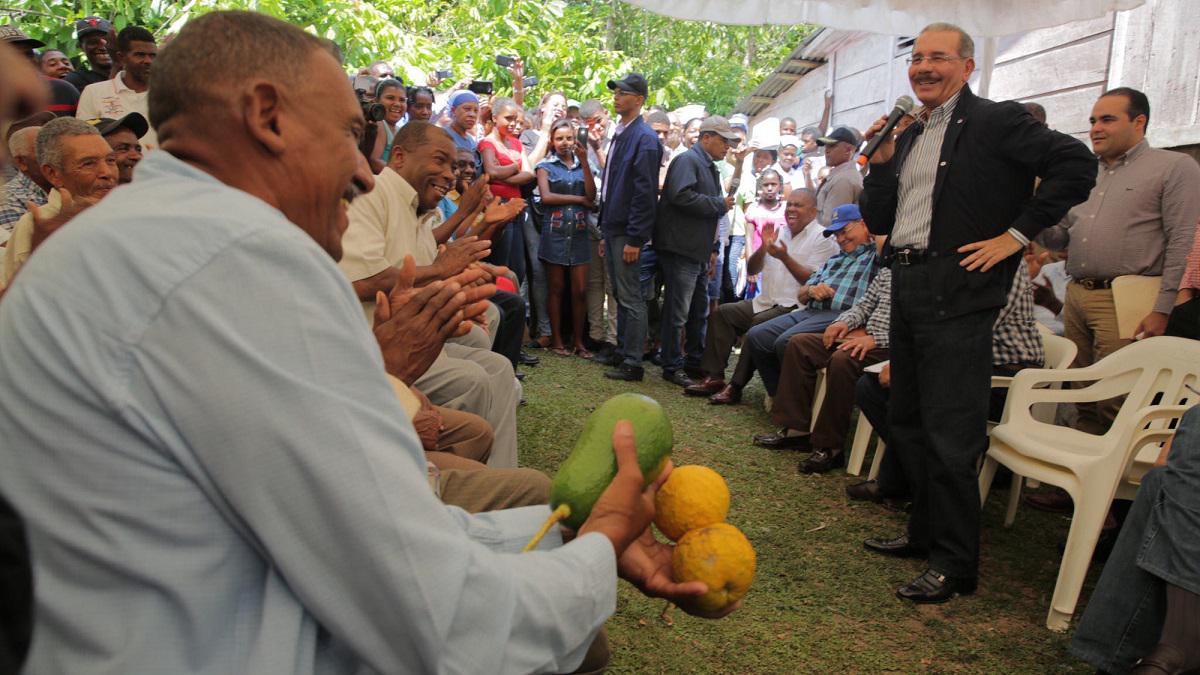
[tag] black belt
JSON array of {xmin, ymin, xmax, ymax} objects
[
  {"xmin": 1074, "ymin": 278, "xmax": 1113, "ymax": 290},
  {"xmin": 890, "ymin": 247, "xmax": 935, "ymax": 266}
]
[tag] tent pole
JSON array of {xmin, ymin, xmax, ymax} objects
[{"xmin": 978, "ymin": 36, "xmax": 997, "ymax": 98}]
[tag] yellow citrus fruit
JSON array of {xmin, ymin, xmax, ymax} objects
[
  {"xmin": 672, "ymin": 523, "xmax": 756, "ymax": 613},
  {"xmin": 654, "ymin": 465, "xmax": 730, "ymax": 541}
]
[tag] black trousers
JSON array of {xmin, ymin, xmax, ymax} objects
[
  {"xmin": 490, "ymin": 290, "xmax": 526, "ymax": 369},
  {"xmin": 890, "ymin": 263, "xmax": 1000, "ymax": 579}
]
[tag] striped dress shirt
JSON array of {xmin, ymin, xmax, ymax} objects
[{"xmin": 890, "ymin": 89, "xmax": 961, "ymax": 248}]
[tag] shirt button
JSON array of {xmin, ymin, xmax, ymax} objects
[
  {"xmin": 939, "ymin": 161, "xmax": 947, "ymax": 166},
  {"xmin": 1082, "ymin": 238, "xmax": 1087, "ymax": 242}
]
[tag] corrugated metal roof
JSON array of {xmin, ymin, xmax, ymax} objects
[{"xmin": 733, "ymin": 28, "xmax": 867, "ymax": 115}]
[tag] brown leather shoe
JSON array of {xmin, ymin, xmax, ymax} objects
[
  {"xmin": 1024, "ymin": 487, "xmax": 1073, "ymax": 514},
  {"xmin": 709, "ymin": 383, "xmax": 742, "ymax": 405},
  {"xmin": 684, "ymin": 376, "xmax": 725, "ymax": 397}
]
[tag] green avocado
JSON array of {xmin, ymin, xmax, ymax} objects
[{"xmin": 550, "ymin": 393, "xmax": 674, "ymax": 530}]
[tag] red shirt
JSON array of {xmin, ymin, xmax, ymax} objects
[{"xmin": 478, "ymin": 135, "xmax": 525, "ymax": 200}]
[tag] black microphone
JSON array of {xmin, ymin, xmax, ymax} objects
[{"xmin": 857, "ymin": 95, "xmax": 915, "ymax": 167}]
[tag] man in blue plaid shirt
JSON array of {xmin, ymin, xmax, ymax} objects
[{"xmin": 744, "ymin": 203, "xmax": 878, "ymax": 398}]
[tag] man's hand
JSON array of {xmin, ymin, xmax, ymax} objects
[
  {"xmin": 879, "ymin": 362, "xmax": 891, "ymax": 388},
  {"xmin": 373, "ymin": 257, "xmax": 485, "ymax": 385},
  {"xmin": 766, "ymin": 238, "xmax": 788, "ymax": 260},
  {"xmin": 862, "ymin": 114, "xmax": 897, "ymax": 164},
  {"xmin": 617, "ymin": 528, "xmax": 740, "ymax": 619},
  {"xmin": 459, "ymin": 174, "xmax": 491, "ymax": 216},
  {"xmin": 822, "ymin": 321, "xmax": 849, "ymax": 349},
  {"xmin": 434, "ymin": 236, "xmax": 491, "ymax": 277},
  {"xmin": 411, "ymin": 403, "xmax": 444, "ymax": 452},
  {"xmin": 723, "ymin": 194, "xmax": 736, "ymax": 210},
  {"xmin": 837, "ymin": 334, "xmax": 877, "ymax": 360},
  {"xmin": 578, "ymin": 420, "xmax": 659, "ymax": 557},
  {"xmin": 958, "ymin": 232, "xmax": 1024, "ymax": 272},
  {"xmin": 623, "ymin": 244, "xmax": 641, "ymax": 263},
  {"xmin": 760, "ymin": 222, "xmax": 777, "ymax": 250},
  {"xmin": 1134, "ymin": 311, "xmax": 1169, "ymax": 340},
  {"xmin": 808, "ymin": 283, "xmax": 835, "ymax": 301},
  {"xmin": 30, "ymin": 189, "xmax": 98, "ymax": 252},
  {"xmin": 708, "ymin": 251, "xmax": 718, "ymax": 279},
  {"xmin": 482, "ymin": 197, "xmax": 526, "ymax": 229}
]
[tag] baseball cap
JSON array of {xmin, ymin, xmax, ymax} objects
[
  {"xmin": 823, "ymin": 203, "xmax": 863, "ymax": 237},
  {"xmin": 73, "ymin": 16, "xmax": 112, "ymax": 40},
  {"xmin": 816, "ymin": 126, "xmax": 862, "ymax": 148},
  {"xmin": 5, "ymin": 111, "xmax": 55, "ymax": 141},
  {"xmin": 728, "ymin": 113, "xmax": 750, "ymax": 132},
  {"xmin": 0, "ymin": 25, "xmax": 45, "ymax": 49},
  {"xmin": 85, "ymin": 112, "xmax": 149, "ymax": 139},
  {"xmin": 606, "ymin": 73, "xmax": 649, "ymax": 99},
  {"xmin": 698, "ymin": 115, "xmax": 741, "ymax": 142},
  {"xmin": 567, "ymin": 99, "xmax": 580, "ymax": 109},
  {"xmin": 779, "ymin": 134, "xmax": 800, "ymax": 149}
]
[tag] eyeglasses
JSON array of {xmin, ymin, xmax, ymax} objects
[{"xmin": 906, "ymin": 54, "xmax": 965, "ymax": 66}]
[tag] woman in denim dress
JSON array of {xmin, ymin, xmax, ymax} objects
[{"xmin": 536, "ymin": 119, "xmax": 596, "ymax": 358}]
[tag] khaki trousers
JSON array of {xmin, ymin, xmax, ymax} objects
[{"xmin": 1064, "ymin": 282, "xmax": 1131, "ymax": 434}]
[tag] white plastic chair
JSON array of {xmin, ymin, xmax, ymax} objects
[
  {"xmin": 845, "ymin": 331, "xmax": 1076, "ymax": 477},
  {"xmin": 977, "ymin": 336, "xmax": 1200, "ymax": 631}
]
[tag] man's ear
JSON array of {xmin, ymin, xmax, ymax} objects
[
  {"xmin": 241, "ymin": 81, "xmax": 287, "ymax": 156},
  {"xmin": 40, "ymin": 163, "xmax": 63, "ymax": 190}
]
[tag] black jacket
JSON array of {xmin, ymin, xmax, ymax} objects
[
  {"xmin": 599, "ymin": 116, "xmax": 663, "ymax": 246},
  {"xmin": 652, "ymin": 143, "xmax": 729, "ymax": 262},
  {"xmin": 860, "ymin": 86, "xmax": 1096, "ymax": 318}
]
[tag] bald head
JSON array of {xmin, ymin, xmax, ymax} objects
[
  {"xmin": 784, "ymin": 187, "xmax": 818, "ymax": 233},
  {"xmin": 149, "ymin": 11, "xmax": 333, "ymax": 136}
]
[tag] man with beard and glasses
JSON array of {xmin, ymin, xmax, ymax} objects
[
  {"xmin": 76, "ymin": 25, "xmax": 158, "ymax": 150},
  {"xmin": 0, "ymin": 12, "xmax": 729, "ymax": 672}
]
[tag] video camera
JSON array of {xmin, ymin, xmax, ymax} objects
[{"xmin": 351, "ymin": 74, "xmax": 385, "ymax": 161}]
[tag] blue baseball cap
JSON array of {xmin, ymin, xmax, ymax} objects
[{"xmin": 823, "ymin": 203, "xmax": 863, "ymax": 236}]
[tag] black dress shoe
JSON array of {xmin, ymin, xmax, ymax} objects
[
  {"xmin": 662, "ymin": 370, "xmax": 695, "ymax": 387},
  {"xmin": 604, "ymin": 364, "xmax": 645, "ymax": 382},
  {"xmin": 518, "ymin": 351, "xmax": 540, "ymax": 366},
  {"xmin": 591, "ymin": 350, "xmax": 620, "ymax": 366},
  {"xmin": 863, "ymin": 534, "xmax": 927, "ymax": 559},
  {"xmin": 684, "ymin": 366, "xmax": 706, "ymax": 381},
  {"xmin": 800, "ymin": 448, "xmax": 844, "ymax": 474},
  {"xmin": 846, "ymin": 480, "xmax": 884, "ymax": 502},
  {"xmin": 752, "ymin": 429, "xmax": 811, "ymax": 450},
  {"xmin": 896, "ymin": 568, "xmax": 977, "ymax": 604},
  {"xmin": 515, "ymin": 371, "xmax": 525, "ymax": 381}
]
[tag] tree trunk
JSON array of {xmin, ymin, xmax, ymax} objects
[
  {"xmin": 744, "ymin": 27, "xmax": 757, "ymax": 68},
  {"xmin": 605, "ymin": 0, "xmax": 617, "ymax": 51}
]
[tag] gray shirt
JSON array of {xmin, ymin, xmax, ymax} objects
[
  {"xmin": 1039, "ymin": 139, "xmax": 1200, "ymax": 313},
  {"xmin": 815, "ymin": 159, "xmax": 863, "ymax": 226}
]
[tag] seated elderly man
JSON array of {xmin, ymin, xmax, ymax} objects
[
  {"xmin": 686, "ymin": 188, "xmax": 838, "ymax": 403},
  {"xmin": 86, "ymin": 112, "xmax": 147, "ymax": 184},
  {"xmin": 720, "ymin": 203, "xmax": 878, "ymax": 404},
  {"xmin": 3, "ymin": 116, "xmax": 117, "ymax": 284},
  {"xmin": 0, "ymin": 113, "xmax": 55, "ymax": 233},
  {"xmin": 754, "ymin": 259, "xmax": 890, "ymax": 474},
  {"xmin": 0, "ymin": 13, "xmax": 730, "ymax": 673},
  {"xmin": 340, "ymin": 121, "xmax": 527, "ymax": 468}
]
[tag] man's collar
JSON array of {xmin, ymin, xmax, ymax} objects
[
  {"xmin": 390, "ymin": 168, "xmax": 421, "ymax": 213},
  {"xmin": 1113, "ymin": 139, "xmax": 1150, "ymax": 165},
  {"xmin": 690, "ymin": 142, "xmax": 716, "ymax": 166}
]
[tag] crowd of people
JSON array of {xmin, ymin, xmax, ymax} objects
[{"xmin": 2, "ymin": 11, "xmax": 1200, "ymax": 674}]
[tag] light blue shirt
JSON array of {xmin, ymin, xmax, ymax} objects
[{"xmin": 0, "ymin": 151, "xmax": 616, "ymax": 674}]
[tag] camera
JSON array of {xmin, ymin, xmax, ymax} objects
[
  {"xmin": 576, "ymin": 126, "xmax": 588, "ymax": 148},
  {"xmin": 522, "ymin": 75, "xmax": 539, "ymax": 88},
  {"xmin": 435, "ymin": 69, "xmax": 454, "ymax": 81},
  {"xmin": 351, "ymin": 75, "xmax": 386, "ymax": 122},
  {"xmin": 494, "ymin": 55, "xmax": 517, "ymax": 68},
  {"xmin": 468, "ymin": 80, "xmax": 494, "ymax": 96}
]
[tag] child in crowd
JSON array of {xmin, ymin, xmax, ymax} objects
[
  {"xmin": 775, "ymin": 136, "xmax": 800, "ymax": 194},
  {"xmin": 372, "ymin": 78, "xmax": 406, "ymax": 165},
  {"xmin": 536, "ymin": 119, "xmax": 597, "ymax": 358},
  {"xmin": 407, "ymin": 86, "xmax": 436, "ymax": 123},
  {"xmin": 479, "ymin": 96, "xmax": 535, "ymax": 283},
  {"xmin": 743, "ymin": 169, "xmax": 787, "ymax": 300},
  {"xmin": 779, "ymin": 116, "xmax": 798, "ymax": 136}
]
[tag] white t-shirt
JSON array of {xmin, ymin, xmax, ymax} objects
[
  {"xmin": 752, "ymin": 219, "xmax": 840, "ymax": 313},
  {"xmin": 76, "ymin": 72, "xmax": 158, "ymax": 150}
]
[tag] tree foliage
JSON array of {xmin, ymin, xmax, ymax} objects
[{"xmin": 1, "ymin": 0, "xmax": 812, "ymax": 113}]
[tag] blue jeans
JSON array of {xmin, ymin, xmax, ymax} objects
[
  {"xmin": 658, "ymin": 251, "xmax": 706, "ymax": 374},
  {"xmin": 724, "ymin": 235, "xmax": 745, "ymax": 302},
  {"xmin": 486, "ymin": 207, "xmax": 527, "ymax": 286},
  {"xmin": 744, "ymin": 307, "xmax": 841, "ymax": 395},
  {"xmin": 685, "ymin": 258, "xmax": 712, "ymax": 373},
  {"xmin": 522, "ymin": 212, "xmax": 550, "ymax": 338},
  {"xmin": 1071, "ymin": 405, "xmax": 1200, "ymax": 674},
  {"xmin": 605, "ymin": 235, "xmax": 648, "ymax": 369}
]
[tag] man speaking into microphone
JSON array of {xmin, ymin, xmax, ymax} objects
[{"xmin": 858, "ymin": 22, "xmax": 1094, "ymax": 603}]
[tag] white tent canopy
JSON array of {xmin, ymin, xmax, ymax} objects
[{"xmin": 623, "ymin": 0, "xmax": 1143, "ymax": 38}]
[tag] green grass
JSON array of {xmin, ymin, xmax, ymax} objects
[{"xmin": 517, "ymin": 351, "xmax": 1093, "ymax": 674}]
